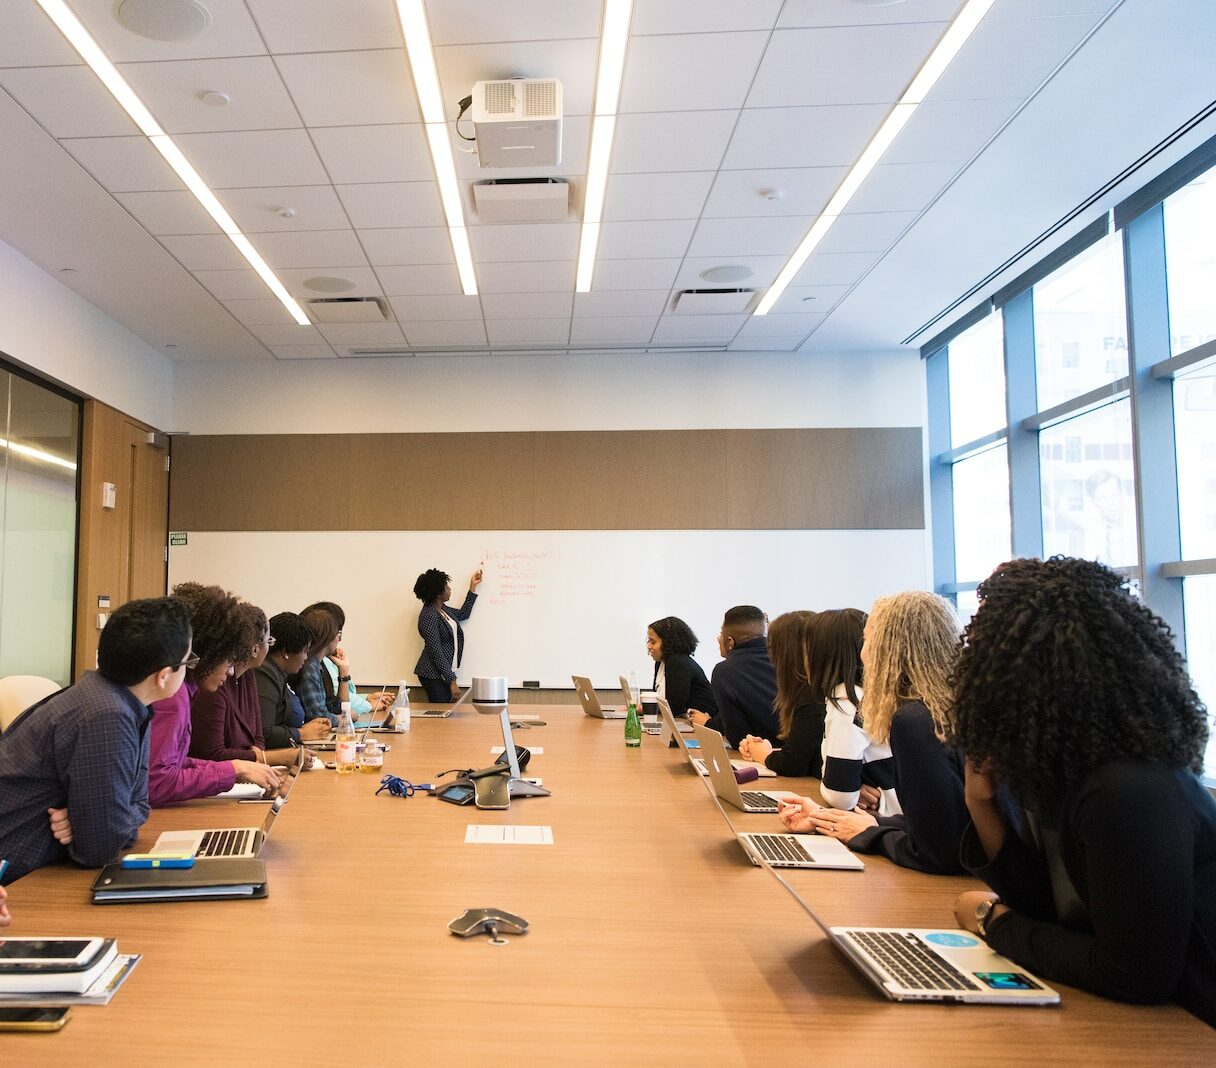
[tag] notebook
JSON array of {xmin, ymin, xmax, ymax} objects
[
  {"xmin": 148, "ymin": 748, "xmax": 304, "ymax": 859},
  {"xmin": 91, "ymin": 858, "xmax": 268, "ymax": 903},
  {"xmin": 571, "ymin": 675, "xmax": 626, "ymax": 719},
  {"xmin": 690, "ymin": 723, "xmax": 792, "ymax": 813}
]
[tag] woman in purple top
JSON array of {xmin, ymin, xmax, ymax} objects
[{"xmin": 148, "ymin": 584, "xmax": 281, "ymax": 806}]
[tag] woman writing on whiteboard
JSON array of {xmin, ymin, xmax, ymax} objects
[
  {"xmin": 414, "ymin": 568, "xmax": 483, "ymax": 703},
  {"xmin": 647, "ymin": 616, "xmax": 717, "ymax": 725}
]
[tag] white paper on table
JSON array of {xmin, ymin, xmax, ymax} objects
[
  {"xmin": 490, "ymin": 746, "xmax": 543, "ymax": 755},
  {"xmin": 464, "ymin": 825, "xmax": 554, "ymax": 845}
]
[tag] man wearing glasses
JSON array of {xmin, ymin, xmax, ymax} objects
[{"xmin": 0, "ymin": 597, "xmax": 192, "ymax": 885}]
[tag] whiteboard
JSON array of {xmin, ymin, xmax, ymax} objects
[{"xmin": 169, "ymin": 530, "xmax": 927, "ymax": 688}]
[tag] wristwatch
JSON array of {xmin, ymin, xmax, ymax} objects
[
  {"xmin": 975, "ymin": 897, "xmax": 1002, "ymax": 938},
  {"xmin": 337, "ymin": 674, "xmax": 352, "ymax": 683}
]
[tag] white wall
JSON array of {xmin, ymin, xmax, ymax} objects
[
  {"xmin": 170, "ymin": 348, "xmax": 923, "ymax": 434},
  {"xmin": 0, "ymin": 238, "xmax": 174, "ymax": 428}
]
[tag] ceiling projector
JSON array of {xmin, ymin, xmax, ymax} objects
[{"xmin": 471, "ymin": 78, "xmax": 563, "ymax": 168}]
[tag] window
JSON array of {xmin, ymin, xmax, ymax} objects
[
  {"xmin": 948, "ymin": 312, "xmax": 1005, "ymax": 446},
  {"xmin": 1163, "ymin": 170, "xmax": 1216, "ymax": 355},
  {"xmin": 1033, "ymin": 233, "xmax": 1128, "ymax": 411},
  {"xmin": 1039, "ymin": 401, "xmax": 1137, "ymax": 568},
  {"xmin": 952, "ymin": 444, "xmax": 1011, "ymax": 582},
  {"xmin": 1182, "ymin": 576, "xmax": 1216, "ymax": 778},
  {"xmin": 1174, "ymin": 363, "xmax": 1216, "ymax": 560}
]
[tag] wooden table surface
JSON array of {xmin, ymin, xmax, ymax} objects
[{"xmin": 6, "ymin": 707, "xmax": 1214, "ymax": 1065}]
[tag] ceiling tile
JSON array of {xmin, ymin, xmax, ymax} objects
[
  {"xmin": 603, "ymin": 171, "xmax": 714, "ymax": 221},
  {"xmin": 592, "ymin": 258, "xmax": 682, "ymax": 291},
  {"xmin": 777, "ymin": 0, "xmax": 961, "ymax": 26},
  {"xmin": 747, "ymin": 24, "xmax": 946, "ymax": 108},
  {"xmin": 884, "ymin": 98, "xmax": 1023, "ymax": 165},
  {"xmin": 477, "ymin": 261, "xmax": 577, "ymax": 293},
  {"xmin": 573, "ymin": 289, "xmax": 671, "ymax": 317},
  {"xmin": 275, "ymin": 50, "xmax": 421, "ymax": 126},
  {"xmin": 318, "ymin": 321, "xmax": 407, "ymax": 346},
  {"xmin": 388, "ymin": 294, "xmax": 483, "ymax": 321},
  {"xmin": 61, "ymin": 136, "xmax": 181, "ymax": 192},
  {"xmin": 486, "ymin": 319, "xmax": 571, "ymax": 345},
  {"xmin": 652, "ymin": 315, "xmax": 746, "ymax": 340},
  {"xmin": 702, "ymin": 167, "xmax": 844, "ymax": 219},
  {"xmin": 687, "ymin": 216, "xmax": 812, "ymax": 258},
  {"xmin": 245, "ymin": 0, "xmax": 403, "ymax": 52},
  {"xmin": 0, "ymin": 4, "xmax": 84, "ymax": 67},
  {"xmin": 989, "ymin": 0, "xmax": 1116, "ymax": 14},
  {"xmin": 436, "ymin": 38, "xmax": 599, "ymax": 118},
  {"xmin": 336, "ymin": 183, "xmax": 445, "ymax": 229},
  {"xmin": 71, "ymin": 0, "xmax": 268, "ymax": 62},
  {"xmin": 633, "ymin": 0, "xmax": 784, "ymax": 34},
  {"xmin": 736, "ymin": 313, "xmax": 824, "ymax": 337},
  {"xmin": 174, "ymin": 129, "xmax": 329, "ymax": 188},
  {"xmin": 598, "ymin": 219, "xmax": 695, "ymax": 259},
  {"xmin": 765, "ymin": 284, "xmax": 852, "ymax": 314},
  {"xmin": 160, "ymin": 234, "xmax": 248, "ymax": 271},
  {"xmin": 270, "ymin": 344, "xmax": 338, "ymax": 359},
  {"xmin": 116, "ymin": 190, "xmax": 220, "ymax": 235},
  {"xmin": 470, "ymin": 224, "xmax": 580, "ymax": 262},
  {"xmin": 375, "ymin": 264, "xmax": 462, "ymax": 296},
  {"xmin": 673, "ymin": 255, "xmax": 787, "ymax": 290},
  {"xmin": 480, "ymin": 292, "xmax": 574, "ymax": 319},
  {"xmin": 251, "ymin": 230, "xmax": 369, "ymax": 269},
  {"xmin": 928, "ymin": 14, "xmax": 1102, "ymax": 101},
  {"xmin": 791, "ymin": 251, "xmax": 881, "ymax": 286},
  {"xmin": 844, "ymin": 161, "xmax": 960, "ymax": 214},
  {"xmin": 815, "ymin": 212, "xmax": 918, "ymax": 255},
  {"xmin": 728, "ymin": 336, "xmax": 804, "ymax": 351},
  {"xmin": 403, "ymin": 320, "xmax": 489, "ymax": 347},
  {"xmin": 311, "ymin": 124, "xmax": 433, "ymax": 184},
  {"xmin": 723, "ymin": 105, "xmax": 888, "ymax": 169},
  {"xmin": 193, "ymin": 269, "xmax": 273, "ymax": 301},
  {"xmin": 219, "ymin": 185, "xmax": 351, "ymax": 232},
  {"xmin": 359, "ymin": 227, "xmax": 455, "ymax": 266},
  {"xmin": 247, "ymin": 323, "xmax": 326, "ymax": 346},
  {"xmin": 619, "ymin": 32, "xmax": 768, "ymax": 113},
  {"xmin": 223, "ymin": 298, "xmax": 301, "ymax": 326},
  {"xmin": 455, "ymin": 117, "xmax": 590, "ymax": 181},
  {"xmin": 0, "ymin": 66, "xmax": 139, "ymax": 138},
  {"xmin": 278, "ymin": 266, "xmax": 384, "ymax": 298},
  {"xmin": 612, "ymin": 110, "xmax": 738, "ymax": 173},
  {"xmin": 118, "ymin": 57, "xmax": 302, "ymax": 134},
  {"xmin": 428, "ymin": 1, "xmax": 601, "ymax": 44},
  {"xmin": 569, "ymin": 316, "xmax": 659, "ymax": 342}
]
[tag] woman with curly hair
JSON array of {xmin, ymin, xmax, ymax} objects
[
  {"xmin": 148, "ymin": 583, "xmax": 282, "ymax": 806},
  {"xmin": 647, "ymin": 615, "xmax": 718, "ymax": 724},
  {"xmin": 782, "ymin": 592, "xmax": 968, "ymax": 875},
  {"xmin": 948, "ymin": 556, "xmax": 1216, "ymax": 1026},
  {"xmin": 414, "ymin": 567, "xmax": 483, "ymax": 703}
]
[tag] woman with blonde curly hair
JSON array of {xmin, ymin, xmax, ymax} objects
[{"xmin": 782, "ymin": 590, "xmax": 968, "ymax": 874}]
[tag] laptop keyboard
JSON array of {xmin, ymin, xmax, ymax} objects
[
  {"xmin": 844, "ymin": 931, "xmax": 979, "ymax": 992},
  {"xmin": 197, "ymin": 828, "xmax": 255, "ymax": 858},
  {"xmin": 749, "ymin": 833, "xmax": 815, "ymax": 864},
  {"xmin": 741, "ymin": 791, "xmax": 778, "ymax": 810}
]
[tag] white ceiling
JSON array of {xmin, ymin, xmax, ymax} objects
[{"xmin": 0, "ymin": 0, "xmax": 1212, "ymax": 362}]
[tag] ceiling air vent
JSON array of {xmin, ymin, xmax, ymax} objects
[
  {"xmin": 304, "ymin": 297, "xmax": 388, "ymax": 324},
  {"xmin": 672, "ymin": 289, "xmax": 757, "ymax": 315},
  {"xmin": 472, "ymin": 178, "xmax": 570, "ymax": 222}
]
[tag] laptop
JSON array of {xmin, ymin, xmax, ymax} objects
[
  {"xmin": 755, "ymin": 836, "xmax": 1059, "ymax": 1005},
  {"xmin": 149, "ymin": 748, "xmax": 305, "ymax": 859},
  {"xmin": 414, "ymin": 686, "xmax": 470, "ymax": 719},
  {"xmin": 691, "ymin": 723, "xmax": 790, "ymax": 814},
  {"xmin": 572, "ymin": 676, "xmax": 626, "ymax": 719}
]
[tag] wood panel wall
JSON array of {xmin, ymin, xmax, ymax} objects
[{"xmin": 169, "ymin": 428, "xmax": 924, "ymax": 532}]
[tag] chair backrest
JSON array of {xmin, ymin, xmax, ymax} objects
[{"xmin": 0, "ymin": 675, "xmax": 60, "ymax": 733}]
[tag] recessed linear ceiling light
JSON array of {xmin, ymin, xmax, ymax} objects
[
  {"xmin": 396, "ymin": 0, "xmax": 477, "ymax": 295},
  {"xmin": 33, "ymin": 0, "xmax": 311, "ymax": 326},
  {"xmin": 753, "ymin": 0, "xmax": 996, "ymax": 316},
  {"xmin": 576, "ymin": 0, "xmax": 634, "ymax": 293}
]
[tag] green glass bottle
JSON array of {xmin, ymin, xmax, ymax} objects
[{"xmin": 624, "ymin": 699, "xmax": 642, "ymax": 748}]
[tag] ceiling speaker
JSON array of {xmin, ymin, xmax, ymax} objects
[{"xmin": 116, "ymin": 0, "xmax": 211, "ymax": 42}]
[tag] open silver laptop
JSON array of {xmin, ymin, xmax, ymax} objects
[
  {"xmin": 572, "ymin": 676, "xmax": 626, "ymax": 719},
  {"xmin": 150, "ymin": 748, "xmax": 304, "ymax": 859},
  {"xmin": 691, "ymin": 723, "xmax": 791, "ymax": 814},
  {"xmin": 415, "ymin": 686, "xmax": 470, "ymax": 718}
]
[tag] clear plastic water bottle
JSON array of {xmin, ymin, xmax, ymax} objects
[
  {"xmin": 389, "ymin": 681, "xmax": 411, "ymax": 733},
  {"xmin": 629, "ymin": 670, "xmax": 641, "ymax": 711},
  {"xmin": 335, "ymin": 703, "xmax": 358, "ymax": 774}
]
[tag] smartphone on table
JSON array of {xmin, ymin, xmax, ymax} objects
[{"xmin": 0, "ymin": 1007, "xmax": 71, "ymax": 1031}]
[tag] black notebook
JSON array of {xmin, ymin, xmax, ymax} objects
[{"xmin": 91, "ymin": 858, "xmax": 268, "ymax": 903}]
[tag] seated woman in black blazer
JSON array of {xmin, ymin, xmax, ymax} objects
[
  {"xmin": 739, "ymin": 610, "xmax": 820, "ymax": 775},
  {"xmin": 646, "ymin": 616, "xmax": 717, "ymax": 725},
  {"xmin": 948, "ymin": 556, "xmax": 1216, "ymax": 1027},
  {"xmin": 413, "ymin": 567, "xmax": 482, "ymax": 703}
]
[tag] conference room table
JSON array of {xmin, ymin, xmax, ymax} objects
[{"xmin": 7, "ymin": 706, "xmax": 1214, "ymax": 1065}]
